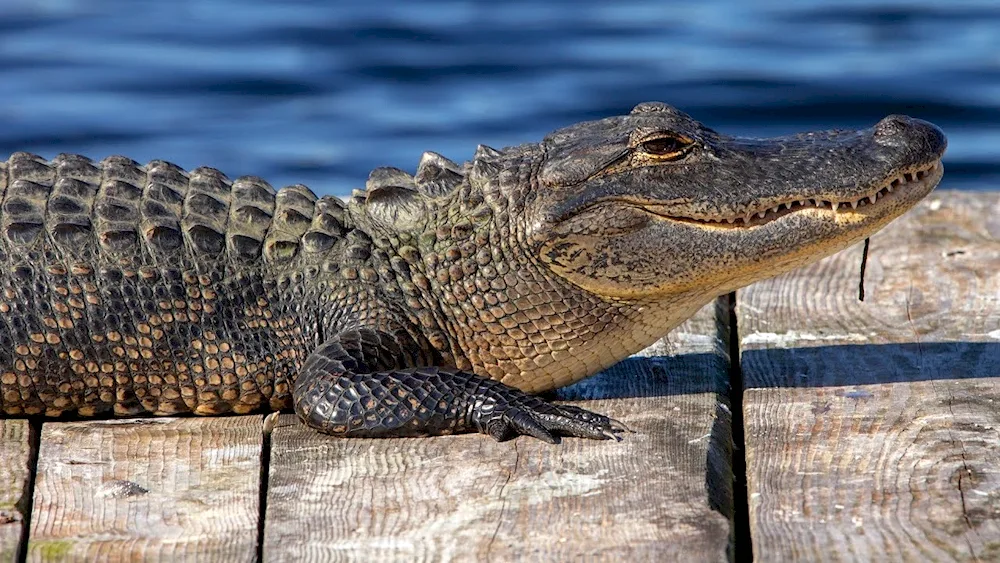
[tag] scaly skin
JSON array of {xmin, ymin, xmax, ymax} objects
[{"xmin": 0, "ymin": 102, "xmax": 946, "ymax": 443}]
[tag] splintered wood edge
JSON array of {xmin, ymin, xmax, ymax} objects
[
  {"xmin": 0, "ymin": 420, "xmax": 34, "ymax": 562},
  {"xmin": 26, "ymin": 416, "xmax": 264, "ymax": 562}
]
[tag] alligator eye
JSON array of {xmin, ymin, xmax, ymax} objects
[{"xmin": 640, "ymin": 136, "xmax": 693, "ymax": 160}]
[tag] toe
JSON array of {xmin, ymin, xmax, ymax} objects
[{"xmin": 509, "ymin": 409, "xmax": 559, "ymax": 444}]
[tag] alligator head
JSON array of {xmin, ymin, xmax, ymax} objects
[
  {"xmin": 526, "ymin": 101, "xmax": 946, "ymax": 300},
  {"xmin": 355, "ymin": 102, "xmax": 946, "ymax": 392}
]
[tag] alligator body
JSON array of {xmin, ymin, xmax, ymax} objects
[{"xmin": 0, "ymin": 103, "xmax": 946, "ymax": 442}]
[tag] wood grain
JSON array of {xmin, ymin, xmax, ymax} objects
[
  {"xmin": 738, "ymin": 191, "xmax": 1000, "ymax": 562},
  {"xmin": 26, "ymin": 417, "xmax": 264, "ymax": 562},
  {"xmin": 0, "ymin": 420, "xmax": 34, "ymax": 563},
  {"xmin": 262, "ymin": 300, "xmax": 734, "ymax": 562}
]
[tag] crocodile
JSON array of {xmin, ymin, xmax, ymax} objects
[{"xmin": 0, "ymin": 102, "xmax": 946, "ymax": 443}]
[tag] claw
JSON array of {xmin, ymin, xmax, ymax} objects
[
  {"xmin": 601, "ymin": 429, "xmax": 622, "ymax": 441},
  {"xmin": 608, "ymin": 417, "xmax": 633, "ymax": 434},
  {"xmin": 473, "ymin": 382, "xmax": 630, "ymax": 443}
]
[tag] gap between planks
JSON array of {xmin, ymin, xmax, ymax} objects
[
  {"xmin": 260, "ymin": 300, "xmax": 735, "ymax": 562},
  {"xmin": 0, "ymin": 300, "xmax": 736, "ymax": 562},
  {"xmin": 739, "ymin": 191, "xmax": 1000, "ymax": 562}
]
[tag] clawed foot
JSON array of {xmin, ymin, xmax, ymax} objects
[
  {"xmin": 478, "ymin": 393, "xmax": 631, "ymax": 444},
  {"xmin": 294, "ymin": 337, "xmax": 633, "ymax": 444}
]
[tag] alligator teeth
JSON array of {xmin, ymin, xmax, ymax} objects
[{"xmin": 698, "ymin": 162, "xmax": 938, "ymax": 227}]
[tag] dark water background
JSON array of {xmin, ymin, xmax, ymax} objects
[{"xmin": 2, "ymin": 0, "xmax": 998, "ymax": 197}]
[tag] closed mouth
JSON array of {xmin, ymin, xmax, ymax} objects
[{"xmin": 649, "ymin": 160, "xmax": 942, "ymax": 228}]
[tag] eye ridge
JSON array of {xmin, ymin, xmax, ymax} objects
[{"xmin": 640, "ymin": 135, "xmax": 693, "ymax": 158}]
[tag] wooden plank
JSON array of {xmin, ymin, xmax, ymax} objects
[
  {"xmin": 738, "ymin": 191, "xmax": 1000, "ymax": 562},
  {"xmin": 26, "ymin": 417, "xmax": 264, "ymax": 562},
  {"xmin": 0, "ymin": 420, "xmax": 34, "ymax": 563},
  {"xmin": 262, "ymin": 300, "xmax": 734, "ymax": 562}
]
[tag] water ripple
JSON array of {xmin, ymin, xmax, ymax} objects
[{"xmin": 0, "ymin": 0, "xmax": 995, "ymax": 194}]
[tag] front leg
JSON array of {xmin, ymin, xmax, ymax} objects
[{"xmin": 292, "ymin": 327, "xmax": 626, "ymax": 443}]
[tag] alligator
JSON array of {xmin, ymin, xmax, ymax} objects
[{"xmin": 0, "ymin": 102, "xmax": 946, "ymax": 443}]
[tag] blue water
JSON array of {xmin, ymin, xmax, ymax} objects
[{"xmin": 1, "ymin": 0, "xmax": 997, "ymax": 196}]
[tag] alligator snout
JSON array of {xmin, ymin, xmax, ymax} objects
[{"xmin": 873, "ymin": 114, "xmax": 947, "ymax": 156}]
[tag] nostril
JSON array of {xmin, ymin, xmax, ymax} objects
[
  {"xmin": 873, "ymin": 115, "xmax": 912, "ymax": 138},
  {"xmin": 872, "ymin": 114, "xmax": 948, "ymax": 155}
]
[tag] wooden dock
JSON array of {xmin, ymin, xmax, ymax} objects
[{"xmin": 1, "ymin": 190, "xmax": 997, "ymax": 562}]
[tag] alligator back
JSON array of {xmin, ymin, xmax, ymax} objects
[
  {"xmin": 0, "ymin": 153, "xmax": 349, "ymax": 417},
  {"xmin": 0, "ymin": 152, "xmax": 351, "ymax": 268}
]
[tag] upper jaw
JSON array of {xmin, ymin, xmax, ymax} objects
[{"xmin": 647, "ymin": 159, "xmax": 943, "ymax": 228}]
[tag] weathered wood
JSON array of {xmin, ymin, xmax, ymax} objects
[
  {"xmin": 0, "ymin": 420, "xmax": 34, "ymax": 563},
  {"xmin": 738, "ymin": 191, "xmax": 1000, "ymax": 562},
  {"xmin": 26, "ymin": 417, "xmax": 264, "ymax": 562},
  {"xmin": 262, "ymin": 300, "xmax": 734, "ymax": 562}
]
